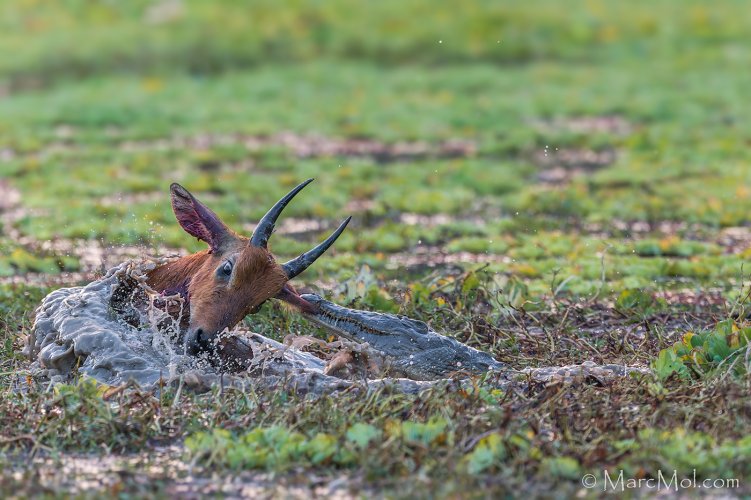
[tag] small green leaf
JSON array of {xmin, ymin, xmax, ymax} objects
[
  {"xmin": 542, "ymin": 456, "xmax": 581, "ymax": 479},
  {"xmin": 464, "ymin": 433, "xmax": 505, "ymax": 474},
  {"xmin": 346, "ymin": 423, "xmax": 382, "ymax": 449}
]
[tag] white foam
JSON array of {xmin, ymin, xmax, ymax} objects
[{"xmin": 25, "ymin": 260, "xmax": 201, "ymax": 387}]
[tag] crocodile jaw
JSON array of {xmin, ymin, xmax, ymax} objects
[
  {"xmin": 299, "ymin": 293, "xmax": 505, "ymax": 380},
  {"xmin": 300, "ymin": 293, "xmax": 429, "ymax": 343}
]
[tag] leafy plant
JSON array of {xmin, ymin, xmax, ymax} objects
[
  {"xmin": 464, "ymin": 433, "xmax": 506, "ymax": 474},
  {"xmin": 614, "ymin": 429, "xmax": 751, "ymax": 479},
  {"xmin": 615, "ymin": 289, "xmax": 666, "ymax": 319},
  {"xmin": 653, "ymin": 320, "xmax": 751, "ymax": 380}
]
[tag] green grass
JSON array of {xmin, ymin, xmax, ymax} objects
[
  {"xmin": 2, "ymin": 1, "xmax": 749, "ymax": 86},
  {"xmin": 2, "ymin": 0, "xmax": 751, "ymax": 496}
]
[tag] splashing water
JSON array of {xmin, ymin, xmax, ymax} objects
[
  {"xmin": 24, "ymin": 259, "xmax": 644, "ymax": 394},
  {"xmin": 23, "ymin": 259, "xmax": 436, "ymax": 395},
  {"xmin": 25, "ymin": 259, "xmax": 206, "ymax": 387}
]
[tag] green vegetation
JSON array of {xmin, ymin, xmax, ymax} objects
[
  {"xmin": 2, "ymin": 0, "xmax": 751, "ymax": 496},
  {"xmin": 654, "ymin": 319, "xmax": 751, "ymax": 380}
]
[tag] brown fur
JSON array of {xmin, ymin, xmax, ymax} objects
[
  {"xmin": 146, "ymin": 241, "xmax": 289, "ymax": 340},
  {"xmin": 143, "ymin": 182, "xmax": 334, "ymax": 354},
  {"xmin": 146, "ymin": 251, "xmax": 210, "ymax": 295}
]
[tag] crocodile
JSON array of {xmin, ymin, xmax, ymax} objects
[
  {"xmin": 299, "ymin": 293, "xmax": 505, "ymax": 380},
  {"xmin": 26, "ymin": 261, "xmax": 648, "ymax": 392}
]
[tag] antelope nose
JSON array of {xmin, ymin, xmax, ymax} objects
[{"xmin": 186, "ymin": 327, "xmax": 209, "ymax": 356}]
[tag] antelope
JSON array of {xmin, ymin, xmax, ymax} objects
[{"xmin": 146, "ymin": 179, "xmax": 350, "ymax": 356}]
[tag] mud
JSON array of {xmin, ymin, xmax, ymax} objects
[
  {"xmin": 25, "ymin": 260, "xmax": 194, "ymax": 387},
  {"xmin": 24, "ymin": 259, "xmax": 650, "ymax": 394},
  {"xmin": 23, "ymin": 260, "xmax": 442, "ymax": 394},
  {"xmin": 118, "ymin": 132, "xmax": 477, "ymax": 162}
]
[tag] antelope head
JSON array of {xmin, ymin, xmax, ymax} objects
[{"xmin": 154, "ymin": 179, "xmax": 350, "ymax": 356}]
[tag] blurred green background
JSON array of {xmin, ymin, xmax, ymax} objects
[
  {"xmin": 5, "ymin": 4, "xmax": 751, "ymax": 495},
  {"xmin": 1, "ymin": 0, "xmax": 750, "ymax": 299}
]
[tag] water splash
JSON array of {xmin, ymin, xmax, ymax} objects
[
  {"xmin": 24, "ymin": 259, "xmax": 436, "ymax": 395},
  {"xmin": 26, "ymin": 259, "xmax": 203, "ymax": 387},
  {"xmin": 24, "ymin": 260, "xmax": 644, "ymax": 394}
]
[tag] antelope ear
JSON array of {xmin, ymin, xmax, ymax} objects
[{"xmin": 170, "ymin": 183, "xmax": 232, "ymax": 252}]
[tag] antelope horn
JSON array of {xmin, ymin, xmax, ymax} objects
[
  {"xmin": 282, "ymin": 216, "xmax": 351, "ymax": 279},
  {"xmin": 250, "ymin": 178, "xmax": 314, "ymax": 247}
]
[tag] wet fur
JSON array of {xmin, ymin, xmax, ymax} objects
[
  {"xmin": 143, "ymin": 182, "xmax": 335, "ymax": 353},
  {"xmin": 147, "ymin": 244, "xmax": 288, "ymax": 341}
]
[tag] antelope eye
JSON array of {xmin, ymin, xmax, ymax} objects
[{"xmin": 218, "ymin": 261, "xmax": 233, "ymax": 277}]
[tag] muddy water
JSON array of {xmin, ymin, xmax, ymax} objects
[
  {"xmin": 25, "ymin": 260, "xmax": 203, "ymax": 387},
  {"xmin": 24, "ymin": 259, "xmax": 648, "ymax": 393},
  {"xmin": 24, "ymin": 259, "xmax": 340, "ymax": 391},
  {"xmin": 23, "ymin": 260, "xmax": 438, "ymax": 394}
]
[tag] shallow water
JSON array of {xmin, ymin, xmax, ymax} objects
[
  {"xmin": 26, "ymin": 260, "xmax": 206, "ymax": 387},
  {"xmin": 24, "ymin": 260, "xmax": 437, "ymax": 394},
  {"xmin": 24, "ymin": 259, "xmax": 647, "ymax": 393}
]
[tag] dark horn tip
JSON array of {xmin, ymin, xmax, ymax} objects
[
  {"xmin": 282, "ymin": 215, "xmax": 352, "ymax": 279},
  {"xmin": 250, "ymin": 178, "xmax": 318, "ymax": 247}
]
